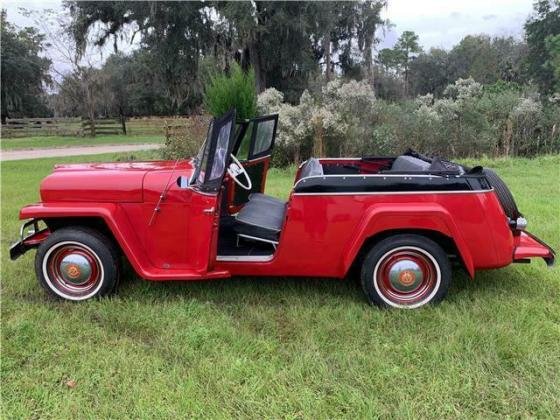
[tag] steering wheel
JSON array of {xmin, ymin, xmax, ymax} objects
[{"xmin": 227, "ymin": 153, "xmax": 252, "ymax": 190}]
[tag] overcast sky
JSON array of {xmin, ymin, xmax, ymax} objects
[
  {"xmin": 3, "ymin": 0, "xmax": 535, "ymax": 73},
  {"xmin": 378, "ymin": 0, "xmax": 533, "ymax": 50}
]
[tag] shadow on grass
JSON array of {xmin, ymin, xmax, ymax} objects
[{"xmin": 112, "ymin": 261, "xmax": 544, "ymax": 308}]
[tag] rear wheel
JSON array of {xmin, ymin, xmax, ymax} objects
[
  {"xmin": 35, "ymin": 227, "xmax": 120, "ymax": 301},
  {"xmin": 360, "ymin": 234, "xmax": 451, "ymax": 309}
]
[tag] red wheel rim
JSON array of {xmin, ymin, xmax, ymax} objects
[
  {"xmin": 44, "ymin": 242, "xmax": 103, "ymax": 299},
  {"xmin": 374, "ymin": 247, "xmax": 440, "ymax": 307}
]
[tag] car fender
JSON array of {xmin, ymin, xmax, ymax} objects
[
  {"xmin": 342, "ymin": 203, "xmax": 475, "ymax": 278},
  {"xmin": 19, "ymin": 202, "xmax": 150, "ymax": 276}
]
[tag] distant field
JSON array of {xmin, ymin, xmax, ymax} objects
[
  {"xmin": 0, "ymin": 134, "xmax": 164, "ymax": 151},
  {"xmin": 1, "ymin": 153, "xmax": 559, "ymax": 418}
]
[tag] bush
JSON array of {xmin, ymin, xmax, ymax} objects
[
  {"xmin": 203, "ymin": 63, "xmax": 257, "ymax": 121},
  {"xmin": 161, "ymin": 115, "xmax": 211, "ymax": 160},
  {"xmin": 259, "ymin": 77, "xmax": 560, "ymax": 167}
]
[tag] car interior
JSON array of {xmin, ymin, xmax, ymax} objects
[{"xmin": 205, "ymin": 113, "xmax": 465, "ymax": 261}]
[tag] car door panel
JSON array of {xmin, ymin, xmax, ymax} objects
[{"xmin": 226, "ymin": 115, "xmax": 278, "ymax": 213}]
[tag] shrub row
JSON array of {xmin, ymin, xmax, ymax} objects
[{"xmin": 258, "ymin": 78, "xmax": 560, "ymax": 166}]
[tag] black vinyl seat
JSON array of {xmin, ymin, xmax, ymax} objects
[
  {"xmin": 234, "ymin": 158, "xmax": 323, "ymax": 245},
  {"xmin": 389, "ymin": 155, "xmax": 431, "ymax": 172},
  {"xmin": 249, "ymin": 192, "xmax": 286, "ymax": 207},
  {"xmin": 235, "ymin": 198, "xmax": 286, "ymax": 243}
]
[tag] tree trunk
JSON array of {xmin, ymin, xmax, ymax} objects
[
  {"xmin": 120, "ymin": 107, "xmax": 127, "ymax": 135},
  {"xmin": 312, "ymin": 114, "xmax": 325, "ymax": 158},
  {"xmin": 324, "ymin": 38, "xmax": 332, "ymax": 82},
  {"xmin": 363, "ymin": 31, "xmax": 375, "ymax": 96},
  {"xmin": 249, "ymin": 1, "xmax": 267, "ymax": 93},
  {"xmin": 404, "ymin": 65, "xmax": 409, "ymax": 98},
  {"xmin": 248, "ymin": 42, "xmax": 266, "ymax": 93}
]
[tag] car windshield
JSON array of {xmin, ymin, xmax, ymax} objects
[{"xmin": 192, "ymin": 121, "xmax": 213, "ymax": 184}]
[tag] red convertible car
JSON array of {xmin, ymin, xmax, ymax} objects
[{"xmin": 10, "ymin": 110, "xmax": 555, "ymax": 308}]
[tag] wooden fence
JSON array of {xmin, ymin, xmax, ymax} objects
[
  {"xmin": 127, "ymin": 116, "xmax": 192, "ymax": 135},
  {"xmin": 1, "ymin": 116, "xmax": 193, "ymax": 138},
  {"xmin": 81, "ymin": 118, "xmax": 125, "ymax": 137},
  {"xmin": 1, "ymin": 117, "xmax": 83, "ymax": 138}
]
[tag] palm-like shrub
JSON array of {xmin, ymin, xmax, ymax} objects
[{"xmin": 203, "ymin": 64, "xmax": 257, "ymax": 121}]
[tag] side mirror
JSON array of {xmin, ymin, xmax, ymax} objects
[{"xmin": 177, "ymin": 176, "xmax": 190, "ymax": 188}]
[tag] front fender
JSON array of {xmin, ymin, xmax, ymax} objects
[
  {"xmin": 342, "ymin": 203, "xmax": 475, "ymax": 278},
  {"xmin": 18, "ymin": 202, "xmax": 149, "ymax": 275}
]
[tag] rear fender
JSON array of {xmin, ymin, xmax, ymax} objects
[{"xmin": 342, "ymin": 204, "xmax": 475, "ymax": 278}]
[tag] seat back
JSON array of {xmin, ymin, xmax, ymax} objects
[
  {"xmin": 300, "ymin": 158, "xmax": 324, "ymax": 179},
  {"xmin": 390, "ymin": 155, "xmax": 431, "ymax": 172}
]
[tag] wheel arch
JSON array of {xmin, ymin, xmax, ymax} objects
[
  {"xmin": 342, "ymin": 205, "xmax": 475, "ymax": 278},
  {"xmin": 19, "ymin": 203, "xmax": 146, "ymax": 276},
  {"xmin": 349, "ymin": 228, "xmax": 466, "ymax": 275},
  {"xmin": 43, "ymin": 217, "xmax": 120, "ymax": 253}
]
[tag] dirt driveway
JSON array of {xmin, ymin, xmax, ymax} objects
[{"xmin": 1, "ymin": 144, "xmax": 160, "ymax": 161}]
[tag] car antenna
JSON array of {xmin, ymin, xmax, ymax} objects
[{"xmin": 148, "ymin": 158, "xmax": 181, "ymax": 226}]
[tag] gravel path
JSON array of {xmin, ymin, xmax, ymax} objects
[{"xmin": 1, "ymin": 143, "xmax": 160, "ymax": 161}]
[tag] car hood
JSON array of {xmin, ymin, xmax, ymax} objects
[{"xmin": 40, "ymin": 160, "xmax": 195, "ymax": 203}]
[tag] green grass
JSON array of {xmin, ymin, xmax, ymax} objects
[
  {"xmin": 0, "ymin": 134, "xmax": 164, "ymax": 151},
  {"xmin": 1, "ymin": 154, "xmax": 559, "ymax": 418}
]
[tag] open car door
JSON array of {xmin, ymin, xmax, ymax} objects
[{"xmin": 225, "ymin": 114, "xmax": 278, "ymax": 213}]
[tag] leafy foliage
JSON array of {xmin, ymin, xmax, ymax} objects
[
  {"xmin": 259, "ymin": 78, "xmax": 560, "ymax": 166},
  {"xmin": 66, "ymin": 1, "xmax": 386, "ymax": 106},
  {"xmin": 161, "ymin": 115, "xmax": 210, "ymax": 160},
  {"xmin": 203, "ymin": 64, "xmax": 257, "ymax": 121},
  {"xmin": 0, "ymin": 11, "xmax": 52, "ymax": 121},
  {"xmin": 524, "ymin": 0, "xmax": 560, "ymax": 95}
]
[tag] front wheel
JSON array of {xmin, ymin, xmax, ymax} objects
[
  {"xmin": 35, "ymin": 227, "xmax": 120, "ymax": 301},
  {"xmin": 360, "ymin": 234, "xmax": 451, "ymax": 309}
]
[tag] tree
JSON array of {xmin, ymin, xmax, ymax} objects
[
  {"xmin": 409, "ymin": 48, "xmax": 450, "ymax": 97},
  {"xmin": 524, "ymin": 0, "xmax": 560, "ymax": 95},
  {"xmin": 0, "ymin": 10, "xmax": 52, "ymax": 123},
  {"xmin": 377, "ymin": 48, "xmax": 403, "ymax": 73},
  {"xmin": 545, "ymin": 34, "xmax": 560, "ymax": 92},
  {"xmin": 67, "ymin": 1, "xmax": 213, "ymax": 113},
  {"xmin": 67, "ymin": 1, "xmax": 386, "ymax": 107},
  {"xmin": 448, "ymin": 35, "xmax": 500, "ymax": 84},
  {"xmin": 393, "ymin": 30, "xmax": 422, "ymax": 95},
  {"xmin": 355, "ymin": 1, "xmax": 386, "ymax": 87},
  {"xmin": 203, "ymin": 63, "xmax": 257, "ymax": 120},
  {"xmin": 216, "ymin": 1, "xmax": 326, "ymax": 102},
  {"xmin": 375, "ymin": 30, "xmax": 421, "ymax": 97}
]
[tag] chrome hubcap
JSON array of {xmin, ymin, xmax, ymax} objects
[
  {"xmin": 59, "ymin": 254, "xmax": 92, "ymax": 285},
  {"xmin": 388, "ymin": 259, "xmax": 424, "ymax": 292}
]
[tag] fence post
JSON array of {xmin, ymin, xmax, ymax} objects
[{"xmin": 120, "ymin": 112, "xmax": 127, "ymax": 135}]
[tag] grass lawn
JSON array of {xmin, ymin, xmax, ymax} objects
[
  {"xmin": 1, "ymin": 153, "xmax": 559, "ymax": 418},
  {"xmin": 0, "ymin": 134, "xmax": 164, "ymax": 151}
]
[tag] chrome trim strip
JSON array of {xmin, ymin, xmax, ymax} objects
[
  {"xmin": 238, "ymin": 233, "xmax": 279, "ymax": 245},
  {"xmin": 318, "ymin": 157, "xmax": 363, "ymax": 161},
  {"xmin": 216, "ymin": 254, "xmax": 274, "ymax": 262},
  {"xmin": 292, "ymin": 188, "xmax": 494, "ymax": 196}
]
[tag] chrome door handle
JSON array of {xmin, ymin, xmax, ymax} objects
[{"xmin": 202, "ymin": 207, "xmax": 215, "ymax": 215}]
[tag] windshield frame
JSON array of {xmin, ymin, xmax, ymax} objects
[{"xmin": 191, "ymin": 109, "xmax": 236, "ymax": 193}]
